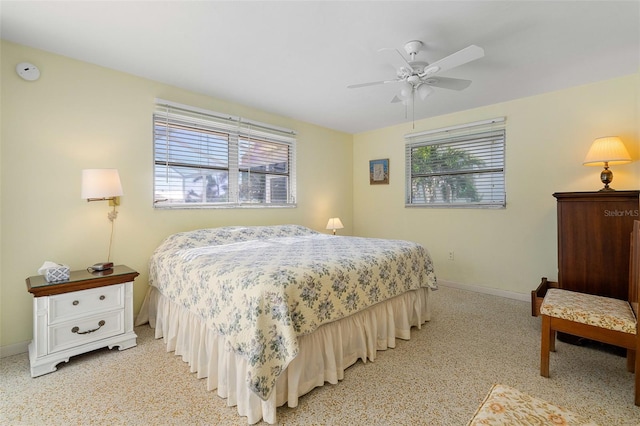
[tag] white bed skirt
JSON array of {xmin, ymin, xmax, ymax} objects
[{"xmin": 137, "ymin": 286, "xmax": 432, "ymax": 424}]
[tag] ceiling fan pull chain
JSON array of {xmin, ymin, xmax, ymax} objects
[{"xmin": 412, "ymin": 91, "xmax": 415, "ymax": 129}]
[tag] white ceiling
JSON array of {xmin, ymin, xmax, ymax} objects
[{"xmin": 1, "ymin": 1, "xmax": 638, "ymax": 134}]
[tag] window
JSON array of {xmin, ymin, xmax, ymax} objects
[
  {"xmin": 153, "ymin": 100, "xmax": 296, "ymax": 208},
  {"xmin": 405, "ymin": 117, "xmax": 506, "ymax": 208}
]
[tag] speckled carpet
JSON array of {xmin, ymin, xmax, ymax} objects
[{"xmin": 2, "ymin": 286, "xmax": 639, "ymax": 425}]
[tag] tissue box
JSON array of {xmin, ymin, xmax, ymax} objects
[{"xmin": 44, "ymin": 265, "xmax": 70, "ymax": 282}]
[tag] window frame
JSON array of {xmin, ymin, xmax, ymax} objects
[
  {"xmin": 404, "ymin": 117, "xmax": 506, "ymax": 209},
  {"xmin": 153, "ymin": 100, "xmax": 297, "ymax": 209}
]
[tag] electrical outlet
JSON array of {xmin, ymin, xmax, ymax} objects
[{"xmin": 448, "ymin": 251, "xmax": 455, "ymax": 261}]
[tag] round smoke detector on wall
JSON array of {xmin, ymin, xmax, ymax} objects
[{"xmin": 16, "ymin": 62, "xmax": 40, "ymax": 81}]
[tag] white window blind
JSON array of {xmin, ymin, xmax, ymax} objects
[
  {"xmin": 405, "ymin": 117, "xmax": 506, "ymax": 208},
  {"xmin": 153, "ymin": 100, "xmax": 296, "ymax": 208}
]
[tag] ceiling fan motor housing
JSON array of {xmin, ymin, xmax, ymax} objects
[
  {"xmin": 407, "ymin": 75, "xmax": 421, "ymax": 85},
  {"xmin": 403, "ymin": 40, "xmax": 423, "ymax": 58},
  {"xmin": 397, "ymin": 61, "xmax": 427, "ymax": 79}
]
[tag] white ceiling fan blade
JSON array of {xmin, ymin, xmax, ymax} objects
[
  {"xmin": 423, "ymin": 76, "xmax": 472, "ymax": 91},
  {"xmin": 378, "ymin": 47, "xmax": 414, "ymax": 73},
  {"xmin": 421, "ymin": 45, "xmax": 484, "ymax": 75},
  {"xmin": 390, "ymin": 95, "xmax": 409, "ymax": 105},
  {"xmin": 347, "ymin": 79, "xmax": 399, "ymax": 89}
]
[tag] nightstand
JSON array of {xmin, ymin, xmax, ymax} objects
[{"xmin": 25, "ymin": 265, "xmax": 139, "ymax": 377}]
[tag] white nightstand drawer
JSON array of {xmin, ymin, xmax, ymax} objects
[
  {"xmin": 49, "ymin": 284, "xmax": 124, "ymax": 324},
  {"xmin": 48, "ymin": 310, "xmax": 124, "ymax": 354}
]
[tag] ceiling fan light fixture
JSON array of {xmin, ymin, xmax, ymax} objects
[
  {"xmin": 399, "ymin": 81, "xmax": 413, "ymax": 99},
  {"xmin": 417, "ymin": 84, "xmax": 434, "ymax": 100}
]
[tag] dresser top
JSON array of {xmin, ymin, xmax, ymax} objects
[
  {"xmin": 26, "ymin": 265, "xmax": 139, "ymax": 297},
  {"xmin": 553, "ymin": 190, "xmax": 640, "ymax": 200}
]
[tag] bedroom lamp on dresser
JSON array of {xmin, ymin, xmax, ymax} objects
[
  {"xmin": 533, "ymin": 135, "xmax": 637, "ymax": 315},
  {"xmin": 582, "ymin": 136, "xmax": 632, "ymax": 191},
  {"xmin": 557, "ymin": 135, "xmax": 636, "ymax": 298}
]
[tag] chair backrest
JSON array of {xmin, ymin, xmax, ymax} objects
[{"xmin": 629, "ymin": 220, "xmax": 640, "ymax": 325}]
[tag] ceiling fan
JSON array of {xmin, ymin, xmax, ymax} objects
[{"xmin": 348, "ymin": 40, "xmax": 485, "ymax": 104}]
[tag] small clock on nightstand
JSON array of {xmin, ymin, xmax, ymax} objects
[{"xmin": 25, "ymin": 265, "xmax": 139, "ymax": 377}]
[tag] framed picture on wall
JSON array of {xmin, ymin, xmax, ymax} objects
[{"xmin": 369, "ymin": 158, "xmax": 389, "ymax": 185}]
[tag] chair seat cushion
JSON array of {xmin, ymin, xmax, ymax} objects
[
  {"xmin": 540, "ymin": 288, "xmax": 636, "ymax": 334},
  {"xmin": 467, "ymin": 384, "xmax": 598, "ymax": 425}
]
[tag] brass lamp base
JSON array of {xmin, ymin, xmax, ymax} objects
[{"xmin": 598, "ymin": 164, "xmax": 615, "ymax": 191}]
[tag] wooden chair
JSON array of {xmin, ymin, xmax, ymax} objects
[{"xmin": 540, "ymin": 219, "xmax": 640, "ymax": 406}]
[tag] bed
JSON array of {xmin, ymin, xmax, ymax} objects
[{"xmin": 136, "ymin": 224, "xmax": 437, "ymax": 424}]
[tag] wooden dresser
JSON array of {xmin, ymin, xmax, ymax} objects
[{"xmin": 553, "ymin": 191, "xmax": 640, "ymax": 300}]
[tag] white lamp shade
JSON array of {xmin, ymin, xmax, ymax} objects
[
  {"xmin": 417, "ymin": 84, "xmax": 434, "ymax": 100},
  {"xmin": 326, "ymin": 217, "xmax": 344, "ymax": 230},
  {"xmin": 583, "ymin": 136, "xmax": 632, "ymax": 166},
  {"xmin": 81, "ymin": 169, "xmax": 123, "ymax": 199},
  {"xmin": 399, "ymin": 82, "xmax": 413, "ymax": 100}
]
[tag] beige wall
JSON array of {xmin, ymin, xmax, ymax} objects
[
  {"xmin": 2, "ymin": 39, "xmax": 638, "ymax": 352},
  {"xmin": 0, "ymin": 41, "xmax": 353, "ymax": 350},
  {"xmin": 353, "ymin": 73, "xmax": 640, "ymax": 296}
]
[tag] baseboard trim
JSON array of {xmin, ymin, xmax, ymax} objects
[
  {"xmin": 1, "ymin": 340, "xmax": 29, "ymax": 358},
  {"xmin": 437, "ymin": 279, "xmax": 530, "ymax": 303}
]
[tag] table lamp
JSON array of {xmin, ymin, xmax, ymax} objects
[
  {"xmin": 326, "ymin": 217, "xmax": 344, "ymax": 235},
  {"xmin": 583, "ymin": 136, "xmax": 631, "ymax": 191}
]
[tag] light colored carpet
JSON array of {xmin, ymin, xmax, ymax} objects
[{"xmin": 1, "ymin": 285, "xmax": 639, "ymax": 425}]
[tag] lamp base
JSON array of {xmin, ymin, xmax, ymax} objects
[{"xmin": 598, "ymin": 166, "xmax": 615, "ymax": 191}]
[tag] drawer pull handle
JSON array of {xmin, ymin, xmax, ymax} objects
[
  {"xmin": 72, "ymin": 300, "xmax": 79, "ymax": 306},
  {"xmin": 71, "ymin": 320, "xmax": 105, "ymax": 335},
  {"xmin": 100, "ymin": 295, "xmax": 105, "ymax": 300}
]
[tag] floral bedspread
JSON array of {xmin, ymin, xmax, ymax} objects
[{"xmin": 149, "ymin": 225, "xmax": 437, "ymax": 400}]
